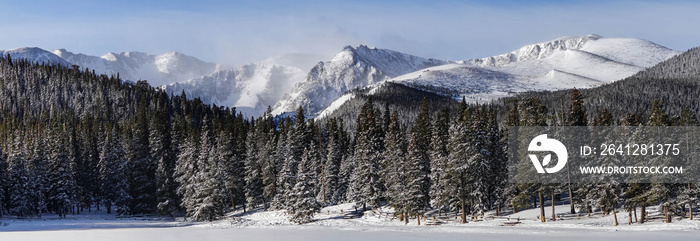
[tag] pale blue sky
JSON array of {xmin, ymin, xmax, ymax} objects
[{"xmin": 1, "ymin": 0, "xmax": 698, "ymax": 66}]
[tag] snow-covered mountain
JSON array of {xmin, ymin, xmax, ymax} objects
[
  {"xmin": 272, "ymin": 45, "xmax": 447, "ymax": 116},
  {"xmin": 163, "ymin": 63, "xmax": 307, "ymax": 116},
  {"xmin": 314, "ymin": 35, "xmax": 680, "ymax": 119},
  {"xmin": 0, "ymin": 47, "xmax": 73, "ymax": 66},
  {"xmin": 51, "ymin": 49, "xmax": 225, "ymax": 87},
  {"xmin": 389, "ymin": 34, "xmax": 679, "ymax": 102}
]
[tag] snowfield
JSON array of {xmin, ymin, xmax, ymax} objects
[{"xmin": 3, "ymin": 203, "xmax": 700, "ymax": 240}]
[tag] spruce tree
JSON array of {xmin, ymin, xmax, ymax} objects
[
  {"xmin": 190, "ymin": 115, "xmax": 227, "ymax": 221},
  {"xmin": 289, "ymin": 149, "xmax": 320, "ymax": 224},
  {"xmin": 98, "ymin": 127, "xmax": 132, "ymax": 215},
  {"xmin": 28, "ymin": 137, "xmax": 49, "ymax": 216},
  {"xmin": 349, "ymin": 98, "xmax": 384, "ymax": 211},
  {"xmin": 7, "ymin": 135, "xmax": 31, "ymax": 217},
  {"xmin": 244, "ymin": 122, "xmax": 264, "ymax": 210},
  {"xmin": 127, "ymin": 98, "xmax": 155, "ymax": 214},
  {"xmin": 322, "ymin": 118, "xmax": 343, "ymax": 205},
  {"xmin": 405, "ymin": 132, "xmax": 430, "ymax": 225},
  {"xmin": 151, "ymin": 109, "xmax": 179, "ymax": 216},
  {"xmin": 383, "ymin": 111, "xmax": 408, "ymax": 220},
  {"xmin": 429, "ymin": 108, "xmax": 450, "ymax": 215},
  {"xmin": 47, "ymin": 124, "xmax": 76, "ymax": 218},
  {"xmin": 175, "ymin": 131, "xmax": 200, "ymax": 219}
]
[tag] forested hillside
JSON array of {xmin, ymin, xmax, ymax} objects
[{"xmin": 1, "ymin": 43, "xmax": 700, "ymax": 226}]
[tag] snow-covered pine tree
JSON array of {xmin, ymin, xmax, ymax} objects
[
  {"xmin": 244, "ymin": 120, "xmax": 264, "ymax": 210},
  {"xmin": 485, "ymin": 108, "xmax": 508, "ymax": 216},
  {"xmin": 28, "ymin": 136, "xmax": 49, "ymax": 216},
  {"xmin": 47, "ymin": 124, "xmax": 76, "ymax": 219},
  {"xmin": 127, "ymin": 97, "xmax": 156, "ymax": 214},
  {"xmin": 429, "ymin": 108, "xmax": 450, "ymax": 215},
  {"xmin": 322, "ymin": 118, "xmax": 342, "ymax": 205},
  {"xmin": 306, "ymin": 121, "xmax": 324, "ymax": 204},
  {"xmin": 405, "ymin": 132, "xmax": 430, "ymax": 225},
  {"xmin": 289, "ymin": 148, "xmax": 320, "ymax": 224},
  {"xmin": 151, "ymin": 108, "xmax": 179, "ymax": 216},
  {"xmin": 218, "ymin": 122, "xmax": 245, "ymax": 213},
  {"xmin": 446, "ymin": 111, "xmax": 472, "ymax": 223},
  {"xmin": 261, "ymin": 128, "xmax": 279, "ymax": 208},
  {"xmin": 272, "ymin": 107, "xmax": 307, "ymax": 210},
  {"xmin": 7, "ymin": 134, "xmax": 32, "ymax": 217},
  {"xmin": 383, "ymin": 110, "xmax": 408, "ymax": 221},
  {"xmin": 349, "ymin": 98, "xmax": 384, "ymax": 211},
  {"xmin": 98, "ymin": 127, "xmax": 132, "ymax": 215},
  {"xmin": 466, "ymin": 107, "xmax": 491, "ymax": 218},
  {"xmin": 334, "ymin": 119, "xmax": 352, "ymax": 204},
  {"xmin": 190, "ymin": 115, "xmax": 227, "ymax": 221},
  {"xmin": 175, "ymin": 129, "xmax": 200, "ymax": 219},
  {"xmin": 412, "ymin": 98, "xmax": 432, "ymax": 198}
]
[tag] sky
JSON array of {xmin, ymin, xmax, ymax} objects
[{"xmin": 1, "ymin": 0, "xmax": 699, "ymax": 66}]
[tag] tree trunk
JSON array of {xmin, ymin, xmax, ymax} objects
[
  {"xmin": 628, "ymin": 210, "xmax": 632, "ymax": 225},
  {"xmin": 690, "ymin": 203, "xmax": 694, "ymax": 220},
  {"xmin": 613, "ymin": 209, "xmax": 618, "ymax": 226},
  {"xmin": 633, "ymin": 205, "xmax": 638, "ymax": 223},
  {"xmin": 568, "ymin": 169, "xmax": 576, "ymax": 214},
  {"xmin": 404, "ymin": 212, "xmax": 408, "ymax": 225},
  {"xmin": 417, "ymin": 215, "xmax": 421, "ymax": 225},
  {"xmin": 533, "ymin": 194, "xmax": 537, "ymax": 208},
  {"xmin": 512, "ymin": 200, "xmax": 518, "ymax": 213},
  {"xmin": 551, "ymin": 193, "xmax": 556, "ymax": 221},
  {"xmin": 496, "ymin": 205, "xmax": 500, "ymax": 217},
  {"xmin": 665, "ymin": 206, "xmax": 671, "ymax": 223},
  {"xmin": 539, "ymin": 191, "xmax": 545, "ymax": 222},
  {"xmin": 640, "ymin": 204, "xmax": 646, "ymax": 224},
  {"xmin": 461, "ymin": 201, "xmax": 467, "ymax": 223},
  {"xmin": 230, "ymin": 194, "xmax": 236, "ymax": 213},
  {"xmin": 106, "ymin": 200, "xmax": 112, "ymax": 214}
]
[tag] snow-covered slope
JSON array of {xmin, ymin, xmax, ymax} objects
[
  {"xmin": 51, "ymin": 49, "xmax": 224, "ymax": 87},
  {"xmin": 388, "ymin": 35, "xmax": 679, "ymax": 102},
  {"xmin": 315, "ymin": 35, "xmax": 679, "ymax": 118},
  {"xmin": 272, "ymin": 45, "xmax": 447, "ymax": 116},
  {"xmin": 0, "ymin": 47, "xmax": 72, "ymax": 66},
  {"xmin": 163, "ymin": 63, "xmax": 306, "ymax": 116}
]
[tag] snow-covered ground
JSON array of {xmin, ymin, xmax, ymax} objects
[{"xmin": 3, "ymin": 203, "xmax": 700, "ymax": 240}]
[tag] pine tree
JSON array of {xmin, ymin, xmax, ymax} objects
[
  {"xmin": 383, "ymin": 111, "xmax": 408, "ymax": 220},
  {"xmin": 429, "ymin": 108, "xmax": 450, "ymax": 215},
  {"xmin": 322, "ymin": 118, "xmax": 343, "ymax": 205},
  {"xmin": 175, "ymin": 130, "xmax": 200, "ymax": 219},
  {"xmin": 98, "ymin": 127, "xmax": 132, "ymax": 215},
  {"xmin": 47, "ymin": 124, "xmax": 76, "ymax": 219},
  {"xmin": 28, "ymin": 136, "xmax": 49, "ymax": 216},
  {"xmin": 261, "ymin": 128, "xmax": 279, "ymax": 208},
  {"xmin": 151, "ymin": 109, "xmax": 179, "ymax": 216},
  {"xmin": 446, "ymin": 110, "xmax": 472, "ymax": 223},
  {"xmin": 349, "ymin": 98, "xmax": 384, "ymax": 211},
  {"xmin": 218, "ymin": 125, "xmax": 245, "ymax": 213},
  {"xmin": 244, "ymin": 122, "xmax": 264, "ymax": 210},
  {"xmin": 289, "ymin": 149, "xmax": 320, "ymax": 224},
  {"xmin": 127, "ymin": 98, "xmax": 155, "ymax": 214},
  {"xmin": 405, "ymin": 132, "xmax": 430, "ymax": 225},
  {"xmin": 273, "ymin": 108, "xmax": 307, "ymax": 210},
  {"xmin": 190, "ymin": 115, "xmax": 227, "ymax": 221},
  {"xmin": 7, "ymin": 134, "xmax": 32, "ymax": 217}
]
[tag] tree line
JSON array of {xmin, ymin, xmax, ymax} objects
[{"xmin": 0, "ymin": 53, "xmax": 699, "ymax": 226}]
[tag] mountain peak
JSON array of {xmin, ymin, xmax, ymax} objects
[{"xmin": 0, "ymin": 47, "xmax": 72, "ymax": 66}]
